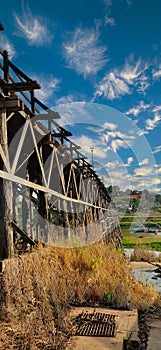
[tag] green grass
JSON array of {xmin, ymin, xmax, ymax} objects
[{"xmin": 122, "ymin": 235, "xmax": 161, "ymax": 251}]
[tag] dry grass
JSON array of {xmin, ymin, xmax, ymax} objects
[
  {"xmin": 0, "ymin": 242, "xmax": 160, "ymax": 349},
  {"xmin": 130, "ymin": 246, "xmax": 161, "ymax": 262}
]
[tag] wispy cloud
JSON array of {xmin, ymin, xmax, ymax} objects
[
  {"xmin": 111, "ymin": 138, "xmax": 133, "ymax": 152},
  {"xmin": 104, "ymin": 15, "xmax": 115, "ymax": 26},
  {"xmin": 63, "ymin": 27, "xmax": 107, "ymax": 78},
  {"xmin": 94, "ymin": 56, "xmax": 149, "ymax": 100},
  {"xmin": 152, "ymin": 65, "xmax": 161, "ymax": 80},
  {"xmin": 134, "ymin": 167, "xmax": 153, "ymax": 176},
  {"xmin": 56, "ymin": 94, "xmax": 81, "ymax": 105},
  {"xmin": 139, "ymin": 158, "xmax": 149, "ymax": 166},
  {"xmin": 72, "ymin": 134, "xmax": 109, "ymax": 158},
  {"xmin": 153, "ymin": 145, "xmax": 161, "ymax": 154},
  {"xmin": 126, "ymin": 100, "xmax": 151, "ymax": 117},
  {"xmin": 103, "ymin": 0, "xmax": 112, "ymax": 6},
  {"xmin": 31, "ymin": 74, "xmax": 60, "ymax": 103},
  {"xmin": 137, "ymin": 129, "xmax": 148, "ymax": 136},
  {"xmin": 14, "ymin": 3, "xmax": 53, "ymax": 46},
  {"xmin": 103, "ymin": 0, "xmax": 115, "ymax": 26},
  {"xmin": 145, "ymin": 114, "xmax": 161, "ymax": 130},
  {"xmin": 103, "ymin": 121, "xmax": 117, "ymax": 130},
  {"xmin": 152, "ymin": 105, "xmax": 161, "ymax": 113},
  {"xmin": 94, "ymin": 70, "xmax": 130, "ymax": 100},
  {"xmin": 104, "ymin": 130, "xmax": 135, "ymax": 141},
  {"xmin": 119, "ymin": 56, "xmax": 149, "ymax": 93},
  {"xmin": 0, "ymin": 33, "xmax": 16, "ymax": 59}
]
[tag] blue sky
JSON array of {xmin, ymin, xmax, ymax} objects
[{"xmin": 1, "ymin": 0, "xmax": 161, "ymax": 193}]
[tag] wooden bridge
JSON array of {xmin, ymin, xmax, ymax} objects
[{"xmin": 0, "ymin": 33, "xmax": 122, "ymax": 259}]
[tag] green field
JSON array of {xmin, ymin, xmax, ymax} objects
[{"xmin": 120, "ymin": 211, "xmax": 161, "ymax": 251}]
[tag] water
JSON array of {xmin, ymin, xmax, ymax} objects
[
  {"xmin": 133, "ymin": 268, "xmax": 161, "ymax": 292},
  {"xmin": 124, "ymin": 248, "xmax": 161, "ymax": 292}
]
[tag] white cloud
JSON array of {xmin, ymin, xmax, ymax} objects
[
  {"xmin": 134, "ymin": 167, "xmax": 152, "ymax": 176},
  {"xmin": 14, "ymin": 4, "xmax": 53, "ymax": 46},
  {"xmin": 0, "ymin": 34, "xmax": 16, "ymax": 59},
  {"xmin": 94, "ymin": 71, "xmax": 130, "ymax": 100},
  {"xmin": 63, "ymin": 27, "xmax": 107, "ymax": 78},
  {"xmin": 56, "ymin": 94, "xmax": 80, "ymax": 105},
  {"xmin": 72, "ymin": 134, "xmax": 109, "ymax": 158},
  {"xmin": 111, "ymin": 138, "xmax": 132, "ymax": 152},
  {"xmin": 103, "ymin": 121, "xmax": 117, "ymax": 130},
  {"xmin": 103, "ymin": 0, "xmax": 112, "ymax": 6},
  {"xmin": 105, "ymin": 160, "xmax": 120, "ymax": 169},
  {"xmin": 157, "ymin": 167, "xmax": 161, "ymax": 173},
  {"xmin": 104, "ymin": 130, "xmax": 135, "ymax": 142},
  {"xmin": 126, "ymin": 100, "xmax": 150, "ymax": 117},
  {"xmin": 152, "ymin": 65, "xmax": 161, "ymax": 80},
  {"xmin": 152, "ymin": 105, "xmax": 161, "ymax": 113},
  {"xmin": 153, "ymin": 145, "xmax": 161, "ymax": 154},
  {"xmin": 31, "ymin": 74, "xmax": 60, "ymax": 103},
  {"xmin": 145, "ymin": 114, "xmax": 161, "ymax": 130},
  {"xmin": 152, "ymin": 178, "xmax": 161, "ymax": 185},
  {"xmin": 127, "ymin": 157, "xmax": 133, "ymax": 165},
  {"xmin": 137, "ymin": 128, "xmax": 148, "ymax": 136},
  {"xmin": 104, "ymin": 15, "xmax": 115, "ymax": 26},
  {"xmin": 137, "ymin": 76, "xmax": 150, "ymax": 95},
  {"xmin": 94, "ymin": 56, "xmax": 149, "ymax": 100},
  {"xmin": 103, "ymin": 0, "xmax": 115, "ymax": 26},
  {"xmin": 120, "ymin": 56, "xmax": 149, "ymax": 93},
  {"xmin": 139, "ymin": 158, "xmax": 149, "ymax": 166}
]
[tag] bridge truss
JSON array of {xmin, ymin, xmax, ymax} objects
[{"xmin": 0, "ymin": 48, "xmax": 122, "ymax": 259}]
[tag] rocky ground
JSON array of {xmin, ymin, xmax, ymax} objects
[{"xmin": 138, "ymin": 305, "xmax": 161, "ymax": 350}]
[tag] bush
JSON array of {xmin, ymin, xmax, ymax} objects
[
  {"xmin": 130, "ymin": 246, "xmax": 157, "ymax": 262},
  {"xmin": 0, "ymin": 243, "xmax": 160, "ymax": 349}
]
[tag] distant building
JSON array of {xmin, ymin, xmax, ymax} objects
[{"xmin": 130, "ymin": 191, "xmax": 144, "ymax": 199}]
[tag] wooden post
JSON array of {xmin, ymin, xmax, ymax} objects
[
  {"xmin": 22, "ymin": 186, "xmax": 31, "ymax": 250},
  {"xmin": 0, "ymin": 107, "xmax": 14, "ymax": 259}
]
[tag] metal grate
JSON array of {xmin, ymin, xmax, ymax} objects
[{"xmin": 74, "ymin": 311, "xmax": 117, "ymax": 337}]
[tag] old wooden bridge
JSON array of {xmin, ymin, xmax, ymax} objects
[{"xmin": 0, "ymin": 29, "xmax": 121, "ymax": 259}]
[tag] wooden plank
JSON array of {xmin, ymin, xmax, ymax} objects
[
  {"xmin": 9, "ymin": 60, "xmax": 35, "ymax": 83},
  {"xmin": 0, "ymin": 108, "xmax": 14, "ymax": 259},
  {"xmin": 0, "ymin": 170, "xmax": 110, "ymax": 210},
  {"xmin": 11, "ymin": 221, "xmax": 36, "ymax": 246},
  {"xmin": 11, "ymin": 119, "xmax": 30, "ymax": 174},
  {"xmin": 0, "ymin": 144, "xmax": 11, "ymax": 172},
  {"xmin": 29, "ymin": 122, "xmax": 48, "ymax": 188},
  {"xmin": 0, "ymin": 97, "xmax": 23, "ymax": 109},
  {"xmin": 37, "ymin": 112, "xmax": 60, "ymax": 119},
  {"xmin": 51, "ymin": 131, "xmax": 72, "ymax": 138},
  {"xmin": 47, "ymin": 148, "xmax": 55, "ymax": 187},
  {"xmin": 3, "ymin": 50, "xmax": 9, "ymax": 83},
  {"xmin": 6, "ymin": 81, "xmax": 40, "ymax": 92},
  {"xmin": 34, "ymin": 97, "xmax": 60, "ymax": 118}
]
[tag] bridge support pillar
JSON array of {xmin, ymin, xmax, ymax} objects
[{"xmin": 0, "ymin": 107, "xmax": 14, "ymax": 259}]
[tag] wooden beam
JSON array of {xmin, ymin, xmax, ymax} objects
[
  {"xmin": 11, "ymin": 221, "xmax": 36, "ymax": 246},
  {"xmin": 3, "ymin": 50, "xmax": 9, "ymax": 83},
  {"xmin": 6, "ymin": 81, "xmax": 40, "ymax": 92},
  {"xmin": 36, "ymin": 112, "xmax": 60, "ymax": 119},
  {"xmin": 51, "ymin": 131, "xmax": 72, "ymax": 138},
  {"xmin": 0, "ymin": 96, "xmax": 24, "ymax": 110},
  {"xmin": 0, "ymin": 170, "xmax": 109, "ymax": 210},
  {"xmin": 0, "ymin": 108, "xmax": 14, "ymax": 259},
  {"xmin": 9, "ymin": 60, "xmax": 36, "ymax": 83}
]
